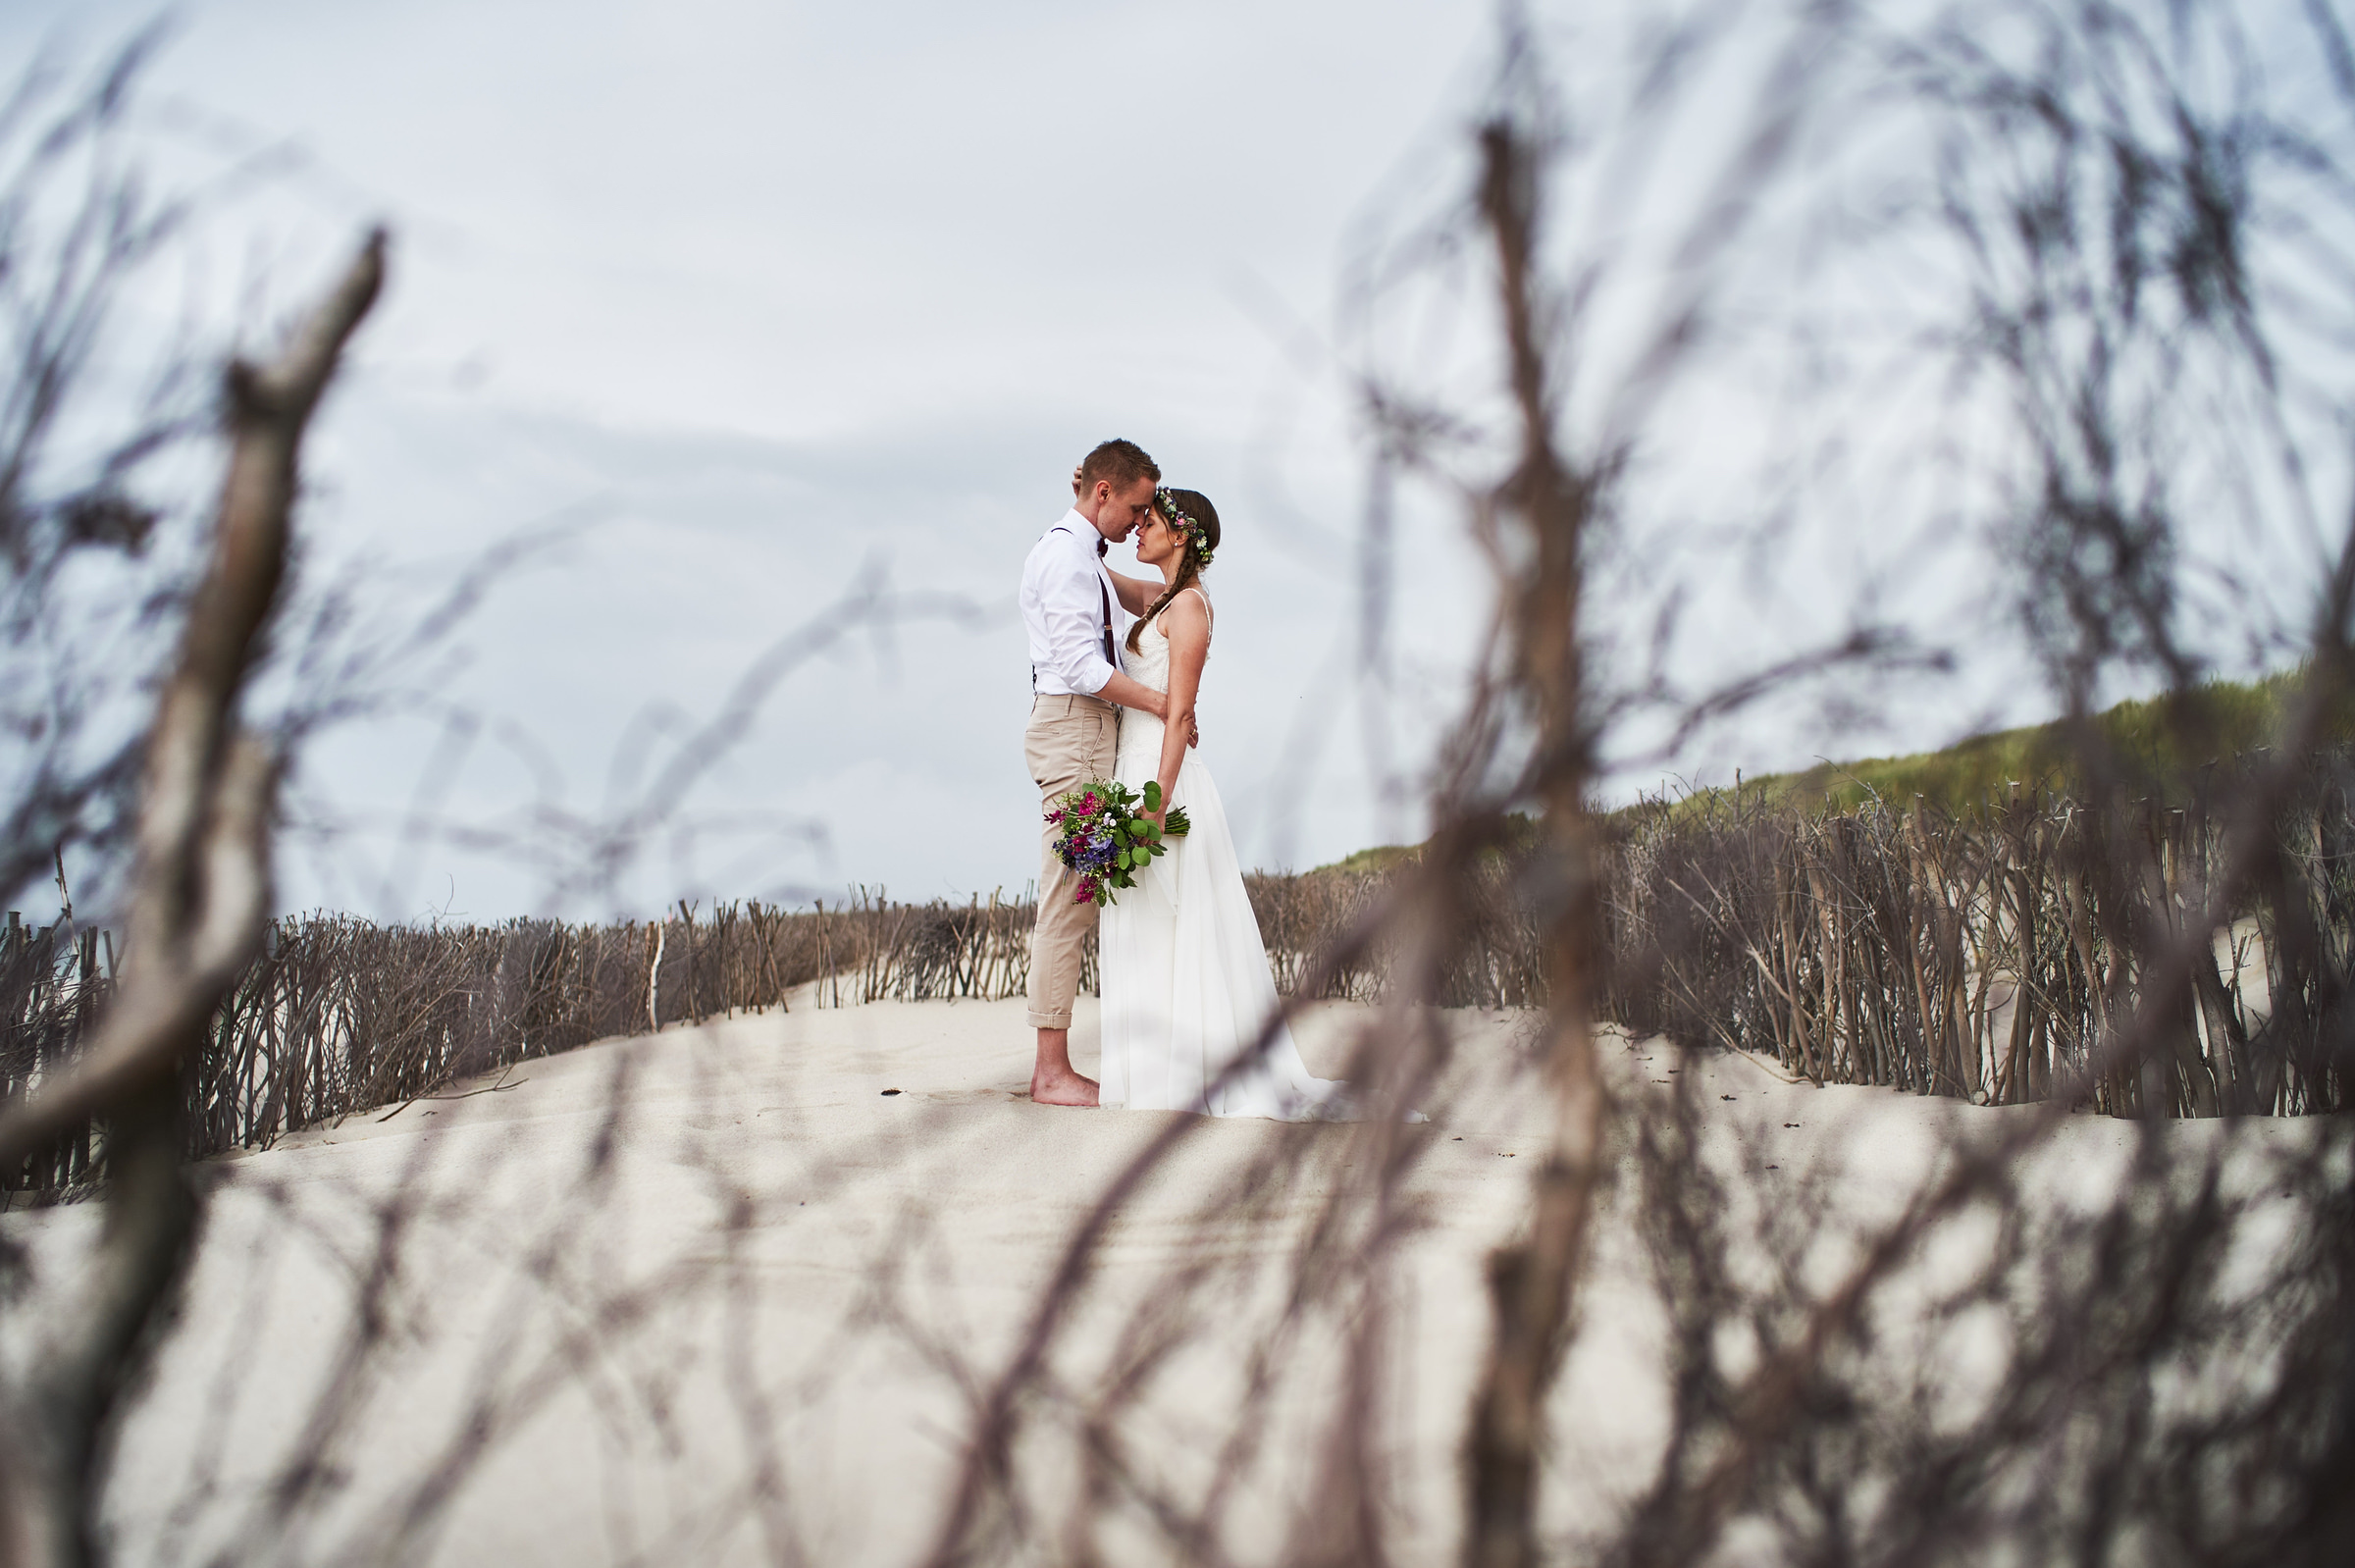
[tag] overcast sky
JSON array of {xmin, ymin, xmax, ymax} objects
[
  {"xmin": 11, "ymin": 1, "xmax": 2328, "ymax": 921},
  {"xmin": 0, "ymin": 0, "xmax": 1528, "ymax": 918}
]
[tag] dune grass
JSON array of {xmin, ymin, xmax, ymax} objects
[{"xmin": 1659, "ymin": 668, "xmax": 2352, "ymax": 821}]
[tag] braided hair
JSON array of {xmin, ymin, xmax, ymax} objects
[{"xmin": 1126, "ymin": 487, "xmax": 1222, "ymax": 653}]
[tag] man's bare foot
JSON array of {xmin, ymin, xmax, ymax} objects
[
  {"xmin": 1030, "ymin": 1068, "xmax": 1100, "ymax": 1107},
  {"xmin": 1030, "ymin": 1026, "xmax": 1097, "ymax": 1106}
]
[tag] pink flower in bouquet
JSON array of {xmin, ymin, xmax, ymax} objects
[{"xmin": 1078, "ymin": 793, "xmax": 1099, "ymax": 815}]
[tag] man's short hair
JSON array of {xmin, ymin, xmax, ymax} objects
[{"xmin": 1077, "ymin": 439, "xmax": 1160, "ymax": 494}]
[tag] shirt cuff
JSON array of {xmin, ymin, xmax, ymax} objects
[{"xmin": 1073, "ymin": 653, "xmax": 1118, "ymax": 695}]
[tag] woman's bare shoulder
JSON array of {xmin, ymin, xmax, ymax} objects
[{"xmin": 1161, "ymin": 587, "xmax": 1211, "ymax": 640}]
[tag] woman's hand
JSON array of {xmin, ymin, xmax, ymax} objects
[
  {"xmin": 1139, "ymin": 778, "xmax": 1176, "ymax": 833},
  {"xmin": 1141, "ymin": 786, "xmax": 1179, "ymax": 831}
]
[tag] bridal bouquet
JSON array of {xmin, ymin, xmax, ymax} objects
[{"xmin": 1046, "ymin": 779, "xmax": 1191, "ymax": 906}]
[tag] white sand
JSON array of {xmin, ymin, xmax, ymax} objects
[{"xmin": 0, "ymin": 996, "xmax": 2316, "ymax": 1566}]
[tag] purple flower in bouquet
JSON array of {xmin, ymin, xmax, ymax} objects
[{"xmin": 1046, "ymin": 777, "xmax": 1188, "ymax": 908}]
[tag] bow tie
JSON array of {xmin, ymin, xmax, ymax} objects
[{"xmin": 1096, "ymin": 536, "xmax": 1108, "ymax": 557}]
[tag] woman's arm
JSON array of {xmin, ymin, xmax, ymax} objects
[
  {"xmin": 1108, "ymin": 570, "xmax": 1161, "ymax": 616},
  {"xmin": 1151, "ymin": 592, "xmax": 1210, "ymax": 820},
  {"xmin": 1070, "ymin": 459, "xmax": 1162, "ymax": 616}
]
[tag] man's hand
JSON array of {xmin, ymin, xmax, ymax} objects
[
  {"xmin": 1154, "ymin": 694, "xmax": 1199, "ymax": 747},
  {"xmin": 1134, "ymin": 682, "xmax": 1205, "ymax": 744},
  {"xmin": 1140, "ymin": 690, "xmax": 1199, "ymax": 747}
]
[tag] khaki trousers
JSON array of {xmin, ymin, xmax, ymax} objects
[{"xmin": 1024, "ymin": 693, "xmax": 1121, "ymax": 1029}]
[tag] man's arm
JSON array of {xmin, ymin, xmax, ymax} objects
[
  {"xmin": 1036, "ymin": 535, "xmax": 1162, "ymax": 715},
  {"xmin": 1043, "ymin": 610, "xmax": 1198, "ymax": 742},
  {"xmin": 1096, "ymin": 668, "xmax": 1169, "ymax": 719},
  {"xmin": 1034, "ymin": 530, "xmax": 1196, "ymax": 743},
  {"xmin": 1095, "ymin": 664, "xmax": 1198, "ymax": 745}
]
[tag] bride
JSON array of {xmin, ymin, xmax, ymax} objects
[{"xmin": 1097, "ymin": 487, "xmax": 1346, "ymax": 1121}]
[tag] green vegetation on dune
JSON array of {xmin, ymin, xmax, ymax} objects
[
  {"xmin": 1305, "ymin": 672, "xmax": 2350, "ymax": 870},
  {"xmin": 1306, "ymin": 817, "xmax": 1544, "ymax": 877},
  {"xmin": 1316, "ymin": 843, "xmax": 1421, "ymax": 875},
  {"xmin": 1648, "ymin": 668, "xmax": 2353, "ymax": 820}
]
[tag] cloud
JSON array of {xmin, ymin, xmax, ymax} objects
[
  {"xmin": 26, "ymin": 0, "xmax": 2284, "ymax": 920},
  {"xmin": 283, "ymin": 385, "xmax": 1486, "ymax": 916},
  {"xmin": 0, "ymin": 0, "xmax": 1504, "ymax": 914}
]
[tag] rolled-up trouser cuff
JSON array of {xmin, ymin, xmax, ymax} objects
[{"xmin": 1026, "ymin": 1009, "xmax": 1073, "ymax": 1030}]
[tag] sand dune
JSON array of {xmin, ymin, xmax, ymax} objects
[{"xmin": 0, "ymin": 995, "xmax": 2312, "ymax": 1566}]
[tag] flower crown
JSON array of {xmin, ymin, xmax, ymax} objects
[{"xmin": 1154, "ymin": 487, "xmax": 1214, "ymax": 568}]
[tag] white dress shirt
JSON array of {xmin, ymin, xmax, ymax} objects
[{"xmin": 1021, "ymin": 509, "xmax": 1125, "ymax": 696}]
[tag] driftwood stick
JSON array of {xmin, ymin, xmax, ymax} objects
[
  {"xmin": 0, "ymin": 230, "xmax": 384, "ymax": 1568},
  {"xmin": 0, "ymin": 233, "xmax": 384, "ymax": 1173},
  {"xmin": 1459, "ymin": 113, "xmax": 1610, "ymax": 1568},
  {"xmin": 646, "ymin": 920, "xmax": 665, "ymax": 1034}
]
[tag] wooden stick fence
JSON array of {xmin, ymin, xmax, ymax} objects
[
  {"xmin": 0, "ymin": 913, "xmax": 109, "ymax": 1192},
  {"xmin": 5, "ymin": 758, "xmax": 2347, "ymax": 1195},
  {"xmin": 1605, "ymin": 754, "xmax": 2353, "ymax": 1116},
  {"xmin": 2, "ymin": 891, "xmax": 1052, "ymax": 1195}
]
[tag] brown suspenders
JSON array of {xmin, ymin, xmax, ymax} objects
[{"xmin": 1031, "ymin": 525, "xmax": 1120, "ymax": 691}]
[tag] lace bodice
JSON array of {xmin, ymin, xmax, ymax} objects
[
  {"xmin": 1116, "ymin": 591, "xmax": 1207, "ymax": 767},
  {"xmin": 1125, "ymin": 617, "xmax": 1172, "ymax": 694},
  {"xmin": 1122, "ymin": 589, "xmax": 1209, "ymax": 697}
]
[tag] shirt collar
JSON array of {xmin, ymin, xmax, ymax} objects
[{"xmin": 1058, "ymin": 509, "xmax": 1109, "ymax": 558}]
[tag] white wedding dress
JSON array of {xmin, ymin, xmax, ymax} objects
[{"xmin": 1098, "ymin": 590, "xmax": 1347, "ymax": 1121}]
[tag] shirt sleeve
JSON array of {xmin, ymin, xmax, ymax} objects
[{"xmin": 1038, "ymin": 534, "xmax": 1119, "ymax": 694}]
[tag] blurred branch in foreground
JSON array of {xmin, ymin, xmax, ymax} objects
[
  {"xmin": 0, "ymin": 227, "xmax": 381, "ymax": 1566},
  {"xmin": 4, "ymin": 4, "xmax": 2353, "ymax": 1566}
]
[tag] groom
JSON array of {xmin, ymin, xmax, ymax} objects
[{"xmin": 1020, "ymin": 438, "xmax": 1188, "ymax": 1107}]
